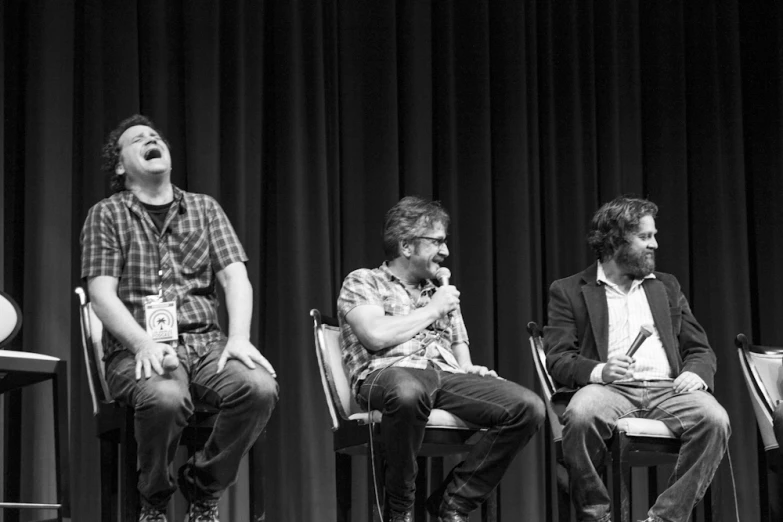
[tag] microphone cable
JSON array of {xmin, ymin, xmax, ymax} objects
[{"xmin": 365, "ymin": 347, "xmax": 426, "ymax": 522}]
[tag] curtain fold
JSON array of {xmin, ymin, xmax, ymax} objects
[{"xmin": 2, "ymin": 1, "xmax": 782, "ymax": 520}]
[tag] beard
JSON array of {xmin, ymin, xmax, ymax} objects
[{"xmin": 615, "ymin": 244, "xmax": 655, "ymax": 279}]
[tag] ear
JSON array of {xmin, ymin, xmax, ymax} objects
[
  {"xmin": 400, "ymin": 239, "xmax": 413, "ymax": 258},
  {"xmin": 115, "ymin": 161, "xmax": 125, "ymax": 175}
]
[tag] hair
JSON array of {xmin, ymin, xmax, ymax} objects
[
  {"xmin": 383, "ymin": 196, "xmax": 450, "ymax": 260},
  {"xmin": 101, "ymin": 114, "xmax": 170, "ymax": 194},
  {"xmin": 587, "ymin": 195, "xmax": 658, "ymax": 260}
]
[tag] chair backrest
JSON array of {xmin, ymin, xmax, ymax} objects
[
  {"xmin": 311, "ymin": 308, "xmax": 361, "ymax": 431},
  {"xmin": 736, "ymin": 333, "xmax": 783, "ymax": 451},
  {"xmin": 0, "ymin": 290, "xmax": 22, "ymax": 349},
  {"xmin": 527, "ymin": 321, "xmax": 564, "ymax": 442},
  {"xmin": 75, "ymin": 287, "xmax": 114, "ymax": 415}
]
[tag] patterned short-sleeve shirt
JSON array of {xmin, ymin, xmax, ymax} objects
[
  {"xmin": 80, "ymin": 185, "xmax": 248, "ymax": 357},
  {"xmin": 337, "ymin": 263, "xmax": 469, "ymax": 395}
]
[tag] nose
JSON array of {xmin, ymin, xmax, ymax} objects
[
  {"xmin": 649, "ymin": 237, "xmax": 658, "ymax": 249},
  {"xmin": 440, "ymin": 243, "xmax": 449, "ymax": 257}
]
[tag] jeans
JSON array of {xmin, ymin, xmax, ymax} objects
[
  {"xmin": 357, "ymin": 367, "xmax": 544, "ymax": 514},
  {"xmin": 562, "ymin": 382, "xmax": 730, "ymax": 522},
  {"xmin": 106, "ymin": 341, "xmax": 279, "ymax": 508}
]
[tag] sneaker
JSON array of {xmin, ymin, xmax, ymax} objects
[
  {"xmin": 139, "ymin": 503, "xmax": 168, "ymax": 522},
  {"xmin": 185, "ymin": 498, "xmax": 219, "ymax": 522},
  {"xmin": 383, "ymin": 507, "xmax": 412, "ymax": 522},
  {"xmin": 178, "ymin": 465, "xmax": 220, "ymax": 522}
]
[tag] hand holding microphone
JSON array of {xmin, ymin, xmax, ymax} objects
[
  {"xmin": 431, "ymin": 267, "xmax": 459, "ymax": 318},
  {"xmin": 626, "ymin": 325, "xmax": 653, "ymax": 357},
  {"xmin": 436, "ymin": 266, "xmax": 451, "ymax": 286},
  {"xmin": 602, "ymin": 325, "xmax": 653, "ymax": 383}
]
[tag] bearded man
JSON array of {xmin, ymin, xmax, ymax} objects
[{"xmin": 544, "ymin": 196, "xmax": 729, "ymax": 522}]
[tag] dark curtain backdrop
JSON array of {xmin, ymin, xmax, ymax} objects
[{"xmin": 1, "ymin": 0, "xmax": 782, "ymax": 520}]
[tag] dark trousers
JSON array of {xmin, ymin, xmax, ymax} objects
[
  {"xmin": 106, "ymin": 341, "xmax": 279, "ymax": 508},
  {"xmin": 358, "ymin": 367, "xmax": 544, "ymax": 514}
]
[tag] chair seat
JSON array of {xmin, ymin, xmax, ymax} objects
[
  {"xmin": 616, "ymin": 418, "xmax": 676, "ymax": 439},
  {"xmin": 348, "ymin": 408, "xmax": 479, "ymax": 429},
  {"xmin": 0, "ymin": 350, "xmax": 60, "ymax": 361}
]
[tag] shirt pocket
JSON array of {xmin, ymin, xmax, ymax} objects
[{"xmin": 178, "ymin": 232, "xmax": 210, "ymax": 277}]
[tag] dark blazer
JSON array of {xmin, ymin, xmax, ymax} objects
[{"xmin": 544, "ymin": 263, "xmax": 717, "ymax": 393}]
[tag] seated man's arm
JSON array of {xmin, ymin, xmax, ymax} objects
[
  {"xmin": 87, "ymin": 275, "xmax": 176, "ymax": 379},
  {"xmin": 671, "ymin": 284, "xmax": 716, "ymax": 392},
  {"xmin": 215, "ymin": 261, "xmax": 276, "ymax": 376},
  {"xmin": 544, "ymin": 280, "xmax": 617, "ymax": 387}
]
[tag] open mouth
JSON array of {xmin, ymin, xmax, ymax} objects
[{"xmin": 144, "ymin": 148, "xmax": 162, "ymax": 160}]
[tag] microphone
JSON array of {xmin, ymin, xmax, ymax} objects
[
  {"xmin": 436, "ymin": 267, "xmax": 451, "ymax": 286},
  {"xmin": 626, "ymin": 325, "xmax": 653, "ymax": 357},
  {"xmin": 162, "ymin": 353, "xmax": 179, "ymax": 372}
]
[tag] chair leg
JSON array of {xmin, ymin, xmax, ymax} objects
[
  {"xmin": 481, "ymin": 486, "xmax": 498, "ymax": 522},
  {"xmin": 336, "ymin": 453, "xmax": 352, "ymax": 522},
  {"xmin": 414, "ymin": 456, "xmax": 428, "ymax": 520},
  {"xmin": 121, "ymin": 410, "xmax": 138, "ymax": 522},
  {"xmin": 367, "ymin": 439, "xmax": 385, "ymax": 522},
  {"xmin": 556, "ymin": 477, "xmax": 571, "ymax": 522},
  {"xmin": 53, "ymin": 360, "xmax": 71, "ymax": 519},
  {"xmin": 430, "ymin": 458, "xmax": 444, "ymax": 522},
  {"xmin": 759, "ymin": 429, "xmax": 770, "ymax": 522},
  {"xmin": 248, "ymin": 431, "xmax": 265, "ymax": 521},
  {"xmin": 646, "ymin": 466, "xmax": 658, "ymax": 513},
  {"xmin": 101, "ymin": 436, "xmax": 118, "ymax": 522},
  {"xmin": 555, "ymin": 447, "xmax": 572, "ymax": 522},
  {"xmin": 544, "ymin": 426, "xmax": 553, "ymax": 522},
  {"xmin": 611, "ymin": 434, "xmax": 631, "ymax": 522}
]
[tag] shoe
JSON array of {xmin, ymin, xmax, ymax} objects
[
  {"xmin": 185, "ymin": 498, "xmax": 219, "ymax": 522},
  {"xmin": 139, "ymin": 503, "xmax": 167, "ymax": 522},
  {"xmin": 436, "ymin": 508, "xmax": 470, "ymax": 522},
  {"xmin": 178, "ymin": 466, "xmax": 220, "ymax": 522},
  {"xmin": 383, "ymin": 508, "xmax": 412, "ymax": 522}
]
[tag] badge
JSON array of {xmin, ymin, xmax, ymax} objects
[{"xmin": 144, "ymin": 295, "xmax": 178, "ymax": 342}]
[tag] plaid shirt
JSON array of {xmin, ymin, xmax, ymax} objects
[
  {"xmin": 80, "ymin": 185, "xmax": 248, "ymax": 357},
  {"xmin": 337, "ymin": 263, "xmax": 469, "ymax": 395}
]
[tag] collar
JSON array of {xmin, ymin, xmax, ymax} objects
[
  {"xmin": 380, "ymin": 262, "xmax": 437, "ymax": 294},
  {"xmin": 121, "ymin": 184, "xmax": 185, "ymax": 212}
]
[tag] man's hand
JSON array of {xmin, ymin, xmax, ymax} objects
[
  {"xmin": 428, "ymin": 285, "xmax": 460, "ymax": 318},
  {"xmin": 135, "ymin": 342, "xmax": 178, "ymax": 380},
  {"xmin": 673, "ymin": 371, "xmax": 705, "ymax": 393},
  {"xmin": 601, "ymin": 355, "xmax": 635, "ymax": 383},
  {"xmin": 217, "ymin": 336, "xmax": 277, "ymax": 377},
  {"xmin": 463, "ymin": 364, "xmax": 500, "ymax": 379}
]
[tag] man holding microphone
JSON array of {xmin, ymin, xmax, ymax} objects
[
  {"xmin": 337, "ymin": 196, "xmax": 543, "ymax": 522},
  {"xmin": 544, "ymin": 195, "xmax": 730, "ymax": 522}
]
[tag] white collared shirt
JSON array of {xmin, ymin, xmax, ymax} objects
[{"xmin": 589, "ymin": 263, "xmax": 674, "ymax": 383}]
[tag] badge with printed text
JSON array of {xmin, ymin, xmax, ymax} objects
[{"xmin": 144, "ymin": 299, "xmax": 178, "ymax": 342}]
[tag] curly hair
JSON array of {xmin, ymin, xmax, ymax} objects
[
  {"xmin": 383, "ymin": 196, "xmax": 451, "ymax": 260},
  {"xmin": 101, "ymin": 114, "xmax": 170, "ymax": 194},
  {"xmin": 587, "ymin": 195, "xmax": 658, "ymax": 261}
]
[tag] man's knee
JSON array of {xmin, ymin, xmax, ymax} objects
[
  {"xmin": 383, "ymin": 380, "xmax": 431, "ymax": 421},
  {"xmin": 509, "ymin": 386, "xmax": 546, "ymax": 427},
  {"xmin": 136, "ymin": 378, "xmax": 191, "ymax": 418},
  {"xmin": 244, "ymin": 370, "xmax": 279, "ymax": 411},
  {"xmin": 700, "ymin": 400, "xmax": 731, "ymax": 438},
  {"xmin": 563, "ymin": 400, "xmax": 604, "ymax": 432}
]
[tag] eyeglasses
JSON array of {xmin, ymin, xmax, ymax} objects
[{"xmin": 415, "ymin": 236, "xmax": 448, "ymax": 248}]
